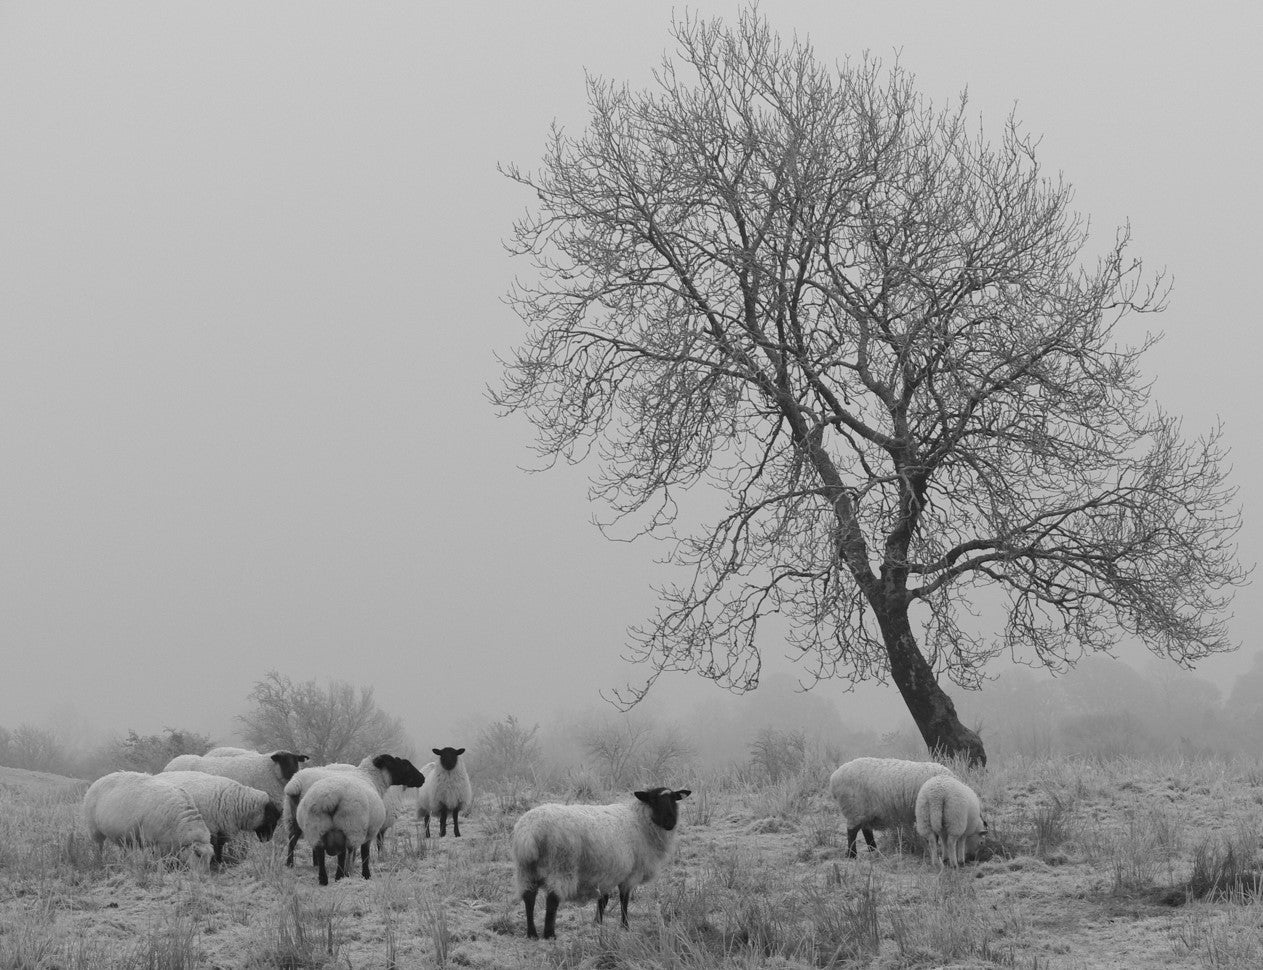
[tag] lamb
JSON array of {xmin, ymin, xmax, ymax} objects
[
  {"xmin": 915, "ymin": 774, "xmax": 987, "ymax": 867},
  {"xmin": 162, "ymin": 750, "xmax": 309, "ymax": 813},
  {"xmin": 83, "ymin": 771, "xmax": 213, "ymax": 865},
  {"xmin": 416, "ymin": 746, "xmax": 472, "ymax": 838},
  {"xmin": 289, "ymin": 754, "xmax": 425, "ymax": 885},
  {"xmin": 828, "ymin": 757, "xmax": 955, "ymax": 857},
  {"xmin": 156, "ymin": 770, "xmax": 282, "ymax": 865},
  {"xmin": 511, "ymin": 787, "xmax": 691, "ymax": 940}
]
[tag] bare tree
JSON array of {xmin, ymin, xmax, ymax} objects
[
  {"xmin": 495, "ymin": 9, "xmax": 1247, "ymax": 764},
  {"xmin": 237, "ymin": 670, "xmax": 410, "ymax": 764}
]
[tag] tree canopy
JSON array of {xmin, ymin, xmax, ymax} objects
[{"xmin": 495, "ymin": 8, "xmax": 1246, "ymax": 762}]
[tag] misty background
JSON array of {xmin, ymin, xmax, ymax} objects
[{"xmin": 2, "ymin": 3, "xmax": 1260, "ymax": 769}]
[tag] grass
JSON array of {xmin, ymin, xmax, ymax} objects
[{"xmin": 7, "ymin": 754, "xmax": 1263, "ymax": 967}]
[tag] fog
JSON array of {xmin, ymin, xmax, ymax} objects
[{"xmin": 2, "ymin": 2, "xmax": 1259, "ymax": 758}]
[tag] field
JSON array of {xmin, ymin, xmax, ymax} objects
[{"xmin": 4, "ymin": 755, "xmax": 1263, "ymax": 969}]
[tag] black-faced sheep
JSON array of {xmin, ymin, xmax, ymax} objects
[
  {"xmin": 416, "ymin": 746, "xmax": 472, "ymax": 838},
  {"xmin": 156, "ymin": 770, "xmax": 282, "ymax": 864},
  {"xmin": 511, "ymin": 787, "xmax": 691, "ymax": 940},
  {"xmin": 162, "ymin": 750, "xmax": 308, "ymax": 813}
]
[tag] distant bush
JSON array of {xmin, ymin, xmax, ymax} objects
[{"xmin": 475, "ymin": 715, "xmax": 540, "ymax": 785}]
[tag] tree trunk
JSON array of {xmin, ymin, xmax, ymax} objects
[{"xmin": 874, "ymin": 602, "xmax": 987, "ymax": 766}]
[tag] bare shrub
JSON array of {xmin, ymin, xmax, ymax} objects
[{"xmin": 474, "ymin": 714, "xmax": 540, "ymax": 785}]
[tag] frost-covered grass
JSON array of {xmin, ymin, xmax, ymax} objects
[{"xmin": 4, "ymin": 755, "xmax": 1263, "ymax": 968}]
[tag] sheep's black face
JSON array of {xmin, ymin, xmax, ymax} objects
[
  {"xmin": 395, "ymin": 758, "xmax": 427, "ymax": 788},
  {"xmin": 271, "ymin": 752, "xmax": 309, "ymax": 780},
  {"xmin": 256, "ymin": 802, "xmax": 283, "ymax": 841},
  {"xmin": 634, "ymin": 787, "xmax": 692, "ymax": 831},
  {"xmin": 433, "ymin": 747, "xmax": 465, "ymax": 771}
]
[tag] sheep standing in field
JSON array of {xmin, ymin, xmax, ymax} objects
[
  {"xmin": 512, "ymin": 787, "xmax": 691, "ymax": 940},
  {"xmin": 156, "ymin": 771, "xmax": 282, "ymax": 864},
  {"xmin": 83, "ymin": 771, "xmax": 213, "ymax": 865},
  {"xmin": 162, "ymin": 750, "xmax": 308, "ymax": 814},
  {"xmin": 828, "ymin": 757, "xmax": 955, "ymax": 858},
  {"xmin": 416, "ymin": 746, "xmax": 472, "ymax": 838},
  {"xmin": 282, "ymin": 756, "xmax": 426, "ymax": 866},
  {"xmin": 292, "ymin": 754, "xmax": 425, "ymax": 885},
  {"xmin": 915, "ymin": 774, "xmax": 987, "ymax": 867}
]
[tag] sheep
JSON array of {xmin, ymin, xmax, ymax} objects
[
  {"xmin": 915, "ymin": 774, "xmax": 987, "ymax": 867},
  {"xmin": 416, "ymin": 746, "xmax": 472, "ymax": 838},
  {"xmin": 156, "ymin": 770, "xmax": 282, "ymax": 865},
  {"xmin": 828, "ymin": 757, "xmax": 955, "ymax": 858},
  {"xmin": 162, "ymin": 750, "xmax": 309, "ymax": 813},
  {"xmin": 202, "ymin": 746, "xmax": 254, "ymax": 757},
  {"xmin": 83, "ymin": 771, "xmax": 213, "ymax": 866},
  {"xmin": 289, "ymin": 754, "xmax": 425, "ymax": 885},
  {"xmin": 282, "ymin": 756, "xmax": 426, "ymax": 865},
  {"xmin": 511, "ymin": 787, "xmax": 691, "ymax": 940}
]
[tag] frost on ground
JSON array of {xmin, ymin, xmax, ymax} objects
[{"xmin": 4, "ymin": 757, "xmax": 1263, "ymax": 969}]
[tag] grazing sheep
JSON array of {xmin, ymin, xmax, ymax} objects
[
  {"xmin": 156, "ymin": 771, "xmax": 282, "ymax": 864},
  {"xmin": 828, "ymin": 757, "xmax": 955, "ymax": 857},
  {"xmin": 512, "ymin": 787, "xmax": 691, "ymax": 940},
  {"xmin": 162, "ymin": 750, "xmax": 308, "ymax": 813},
  {"xmin": 915, "ymin": 774, "xmax": 987, "ymax": 867},
  {"xmin": 202, "ymin": 746, "xmax": 254, "ymax": 757},
  {"xmin": 83, "ymin": 771, "xmax": 213, "ymax": 865},
  {"xmin": 290, "ymin": 754, "xmax": 425, "ymax": 885},
  {"xmin": 416, "ymin": 747, "xmax": 472, "ymax": 838}
]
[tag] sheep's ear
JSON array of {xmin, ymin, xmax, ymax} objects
[
  {"xmin": 671, "ymin": 790, "xmax": 692, "ymax": 801},
  {"xmin": 432, "ymin": 748, "xmax": 442, "ymax": 756},
  {"xmin": 633, "ymin": 790, "xmax": 652, "ymax": 804},
  {"xmin": 456, "ymin": 748, "xmax": 465, "ymax": 755}
]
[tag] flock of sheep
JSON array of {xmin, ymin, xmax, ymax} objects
[{"xmin": 80, "ymin": 749, "xmax": 985, "ymax": 941}]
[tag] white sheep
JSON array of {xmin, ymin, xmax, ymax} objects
[
  {"xmin": 915, "ymin": 774, "xmax": 987, "ymax": 867},
  {"xmin": 290, "ymin": 754, "xmax": 425, "ymax": 885},
  {"xmin": 828, "ymin": 757, "xmax": 955, "ymax": 857},
  {"xmin": 156, "ymin": 770, "xmax": 282, "ymax": 865},
  {"xmin": 511, "ymin": 787, "xmax": 691, "ymax": 940},
  {"xmin": 83, "ymin": 771, "xmax": 213, "ymax": 866},
  {"xmin": 202, "ymin": 746, "xmax": 254, "ymax": 757},
  {"xmin": 416, "ymin": 746, "xmax": 472, "ymax": 838},
  {"xmin": 162, "ymin": 750, "xmax": 309, "ymax": 813}
]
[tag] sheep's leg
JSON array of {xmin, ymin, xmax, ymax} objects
[
  {"xmin": 862, "ymin": 828, "xmax": 877, "ymax": 850},
  {"xmin": 422, "ymin": 811, "xmax": 431, "ymax": 838},
  {"xmin": 376, "ymin": 830, "xmax": 385, "ymax": 853},
  {"xmin": 845, "ymin": 826, "xmax": 861, "ymax": 857},
  {"xmin": 314, "ymin": 845, "xmax": 328, "ymax": 886},
  {"xmin": 596, "ymin": 894, "xmax": 608, "ymax": 923},
  {"xmin": 360, "ymin": 841, "xmax": 371, "ymax": 879},
  {"xmin": 438, "ymin": 806, "xmax": 448, "ymax": 837},
  {"xmin": 452, "ymin": 808, "xmax": 460, "ymax": 837},
  {"xmin": 212, "ymin": 834, "xmax": 227, "ymax": 866},
  {"xmin": 334, "ymin": 848, "xmax": 350, "ymax": 880},
  {"xmin": 286, "ymin": 822, "xmax": 301, "ymax": 867},
  {"xmin": 522, "ymin": 888, "xmax": 539, "ymax": 939},
  {"xmin": 618, "ymin": 887, "xmax": 631, "ymax": 929},
  {"xmin": 542, "ymin": 891, "xmax": 560, "ymax": 940}
]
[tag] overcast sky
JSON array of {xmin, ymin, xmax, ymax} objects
[{"xmin": 2, "ymin": 2, "xmax": 1259, "ymax": 747}]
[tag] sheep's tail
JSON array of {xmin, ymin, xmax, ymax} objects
[{"xmin": 510, "ymin": 823, "xmax": 543, "ymax": 892}]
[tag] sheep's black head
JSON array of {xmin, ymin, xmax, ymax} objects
[
  {"xmin": 634, "ymin": 787, "xmax": 692, "ymax": 831},
  {"xmin": 372, "ymin": 754, "xmax": 427, "ymax": 789},
  {"xmin": 271, "ymin": 752, "xmax": 309, "ymax": 781},
  {"xmin": 432, "ymin": 747, "xmax": 465, "ymax": 771},
  {"xmin": 256, "ymin": 802, "xmax": 283, "ymax": 841}
]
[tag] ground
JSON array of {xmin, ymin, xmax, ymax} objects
[{"xmin": 3, "ymin": 755, "xmax": 1263, "ymax": 969}]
